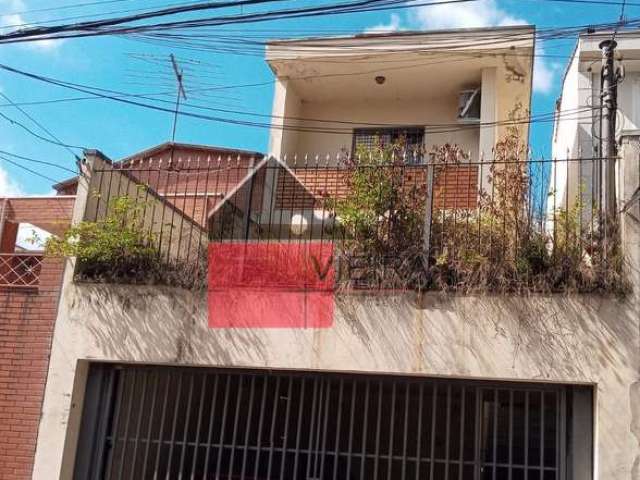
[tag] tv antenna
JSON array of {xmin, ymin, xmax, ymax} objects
[{"xmin": 170, "ymin": 53, "xmax": 187, "ymax": 143}]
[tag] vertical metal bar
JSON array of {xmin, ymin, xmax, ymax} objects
[
  {"xmin": 541, "ymin": 391, "xmax": 545, "ymax": 476},
  {"xmin": 152, "ymin": 370, "xmax": 173, "ymax": 480},
  {"xmin": 129, "ymin": 369, "xmax": 149, "ymax": 480},
  {"xmin": 318, "ymin": 378, "xmax": 332, "ymax": 480},
  {"xmin": 508, "ymin": 390, "xmax": 514, "ymax": 480},
  {"xmin": 429, "ymin": 384, "xmax": 438, "ymax": 480},
  {"xmin": 345, "ymin": 379, "xmax": 357, "ymax": 478},
  {"xmin": 165, "ymin": 371, "xmax": 185, "ymax": 479},
  {"xmin": 359, "ymin": 380, "xmax": 370, "ymax": 480},
  {"xmin": 401, "ymin": 383, "xmax": 410, "ymax": 480},
  {"xmin": 386, "ymin": 382, "xmax": 397, "ymax": 480},
  {"xmin": 140, "ymin": 357, "xmax": 160, "ymax": 479},
  {"xmin": 559, "ymin": 389, "xmax": 567, "ymax": 480},
  {"xmin": 177, "ymin": 372, "xmax": 196, "ymax": 478},
  {"xmin": 214, "ymin": 375, "xmax": 232, "ymax": 479},
  {"xmin": 474, "ymin": 388, "xmax": 482, "ymax": 480},
  {"xmin": 458, "ymin": 386, "xmax": 466, "ymax": 480},
  {"xmin": 292, "ymin": 378, "xmax": 307, "ymax": 478},
  {"xmin": 253, "ymin": 376, "xmax": 269, "ymax": 480},
  {"xmin": 227, "ymin": 376, "xmax": 245, "ymax": 479},
  {"xmin": 305, "ymin": 377, "xmax": 320, "ymax": 479},
  {"xmin": 117, "ymin": 369, "xmax": 138, "ymax": 480},
  {"xmin": 102, "ymin": 368, "xmax": 125, "ymax": 480},
  {"xmin": 333, "ymin": 379, "xmax": 345, "ymax": 480},
  {"xmin": 373, "ymin": 381, "xmax": 383, "ymax": 479},
  {"xmin": 311, "ymin": 379, "xmax": 325, "ymax": 478},
  {"xmin": 445, "ymin": 385, "xmax": 452, "ymax": 480},
  {"xmin": 253, "ymin": 376, "xmax": 269, "ymax": 478},
  {"xmin": 189, "ymin": 372, "xmax": 209, "ymax": 479},
  {"xmin": 92, "ymin": 368, "xmax": 117, "ymax": 480},
  {"xmin": 415, "ymin": 383, "xmax": 424, "ymax": 480},
  {"xmin": 266, "ymin": 376, "xmax": 282, "ymax": 479},
  {"xmin": 524, "ymin": 391, "xmax": 529, "ymax": 480},
  {"xmin": 202, "ymin": 374, "xmax": 221, "ymax": 479},
  {"xmin": 279, "ymin": 376, "xmax": 294, "ymax": 480},
  {"xmin": 241, "ymin": 376, "xmax": 257, "ymax": 480},
  {"xmin": 492, "ymin": 389, "xmax": 498, "ymax": 480}
]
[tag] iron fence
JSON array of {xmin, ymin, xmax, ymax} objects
[{"xmin": 82, "ymin": 153, "xmax": 620, "ymax": 292}]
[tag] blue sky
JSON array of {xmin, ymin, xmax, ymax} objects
[{"xmin": 0, "ymin": 0, "xmax": 636, "ymax": 195}]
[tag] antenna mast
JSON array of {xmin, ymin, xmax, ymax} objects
[{"xmin": 170, "ymin": 53, "xmax": 187, "ymax": 143}]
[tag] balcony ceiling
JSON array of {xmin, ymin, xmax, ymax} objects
[
  {"xmin": 267, "ymin": 27, "xmax": 533, "ymax": 102},
  {"xmin": 266, "ymin": 26, "xmax": 534, "ymax": 103},
  {"xmin": 272, "ymin": 53, "xmax": 523, "ymax": 102}
]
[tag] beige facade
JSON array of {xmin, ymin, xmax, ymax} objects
[{"xmin": 266, "ymin": 27, "xmax": 534, "ymax": 167}]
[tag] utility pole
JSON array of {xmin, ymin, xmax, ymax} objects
[{"xmin": 599, "ymin": 39, "xmax": 618, "ymax": 220}]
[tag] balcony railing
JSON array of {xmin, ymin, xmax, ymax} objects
[
  {"xmin": 0, "ymin": 253, "xmax": 44, "ymax": 289},
  {"xmin": 78, "ymin": 153, "xmax": 622, "ymax": 293}
]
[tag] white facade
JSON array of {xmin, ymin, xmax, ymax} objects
[{"xmin": 551, "ymin": 31, "xmax": 640, "ymax": 214}]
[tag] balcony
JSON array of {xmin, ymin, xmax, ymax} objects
[{"xmin": 61, "ymin": 146, "xmax": 623, "ymax": 295}]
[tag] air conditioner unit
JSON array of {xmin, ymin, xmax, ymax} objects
[{"xmin": 458, "ymin": 88, "xmax": 481, "ymax": 123}]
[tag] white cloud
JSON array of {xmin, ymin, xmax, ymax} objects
[
  {"xmin": 411, "ymin": 0, "xmax": 527, "ymax": 30},
  {"xmin": 365, "ymin": 13, "xmax": 403, "ymax": 34},
  {"xmin": 0, "ymin": 165, "xmax": 23, "ymax": 196},
  {"xmin": 367, "ymin": 1, "xmax": 556, "ymax": 94},
  {"xmin": 0, "ymin": 0, "xmax": 61, "ymax": 51},
  {"xmin": 532, "ymin": 44, "xmax": 560, "ymax": 94}
]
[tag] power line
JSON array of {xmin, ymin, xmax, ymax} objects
[
  {"xmin": 0, "ymin": 153, "xmax": 63, "ymax": 184},
  {"xmin": 0, "ymin": 0, "xmax": 486, "ymax": 44},
  {"xmin": 0, "ymin": 110, "xmax": 86, "ymax": 150},
  {"xmin": 0, "ymin": 150, "xmax": 78, "ymax": 174},
  {"xmin": 0, "ymin": 92, "xmax": 81, "ymax": 161},
  {"xmin": 0, "ymin": 62, "xmax": 600, "ymax": 136}
]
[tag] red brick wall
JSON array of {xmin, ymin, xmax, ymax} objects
[
  {"xmin": 0, "ymin": 197, "xmax": 71, "ymax": 479},
  {"xmin": 277, "ymin": 165, "xmax": 480, "ymax": 210},
  {"xmin": 0, "ymin": 257, "xmax": 65, "ymax": 480}
]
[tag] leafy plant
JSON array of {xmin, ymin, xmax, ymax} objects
[{"xmin": 46, "ymin": 195, "xmax": 163, "ymax": 283}]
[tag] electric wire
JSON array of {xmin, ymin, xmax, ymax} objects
[{"xmin": 0, "ymin": 92, "xmax": 82, "ymax": 161}]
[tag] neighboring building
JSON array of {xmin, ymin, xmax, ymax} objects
[
  {"xmin": 0, "ymin": 142, "xmax": 260, "ymax": 480},
  {"xmin": 0, "ymin": 195, "xmax": 74, "ymax": 480},
  {"xmin": 552, "ymin": 31, "xmax": 640, "ymax": 214},
  {"xmin": 28, "ymin": 27, "xmax": 640, "ymax": 480}
]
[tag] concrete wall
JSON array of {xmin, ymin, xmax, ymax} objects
[{"xmin": 33, "ymin": 142, "xmax": 640, "ymax": 480}]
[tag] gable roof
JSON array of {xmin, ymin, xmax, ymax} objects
[{"xmin": 53, "ymin": 142, "xmax": 264, "ymax": 194}]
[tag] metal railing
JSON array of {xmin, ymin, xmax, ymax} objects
[
  {"xmin": 83, "ymin": 153, "xmax": 620, "ymax": 292},
  {"xmin": 0, "ymin": 253, "xmax": 44, "ymax": 288}
]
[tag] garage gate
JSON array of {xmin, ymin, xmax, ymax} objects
[{"xmin": 73, "ymin": 365, "xmax": 590, "ymax": 480}]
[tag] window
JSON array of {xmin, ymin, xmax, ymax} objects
[
  {"xmin": 353, "ymin": 127, "xmax": 425, "ymax": 163},
  {"xmin": 74, "ymin": 365, "xmax": 591, "ymax": 480}
]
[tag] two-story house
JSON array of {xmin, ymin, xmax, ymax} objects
[{"xmin": 28, "ymin": 26, "xmax": 640, "ymax": 480}]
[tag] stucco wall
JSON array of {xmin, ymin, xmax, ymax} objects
[{"xmin": 33, "ymin": 276, "xmax": 640, "ymax": 479}]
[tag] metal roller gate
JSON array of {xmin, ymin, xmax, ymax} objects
[{"xmin": 74, "ymin": 364, "xmax": 580, "ymax": 480}]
